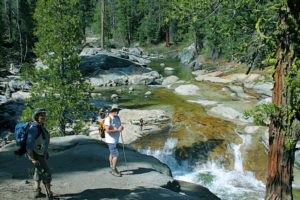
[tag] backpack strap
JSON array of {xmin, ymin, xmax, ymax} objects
[
  {"xmin": 106, "ymin": 116, "xmax": 112, "ymax": 126},
  {"xmin": 23, "ymin": 121, "xmax": 33, "ymax": 143},
  {"xmin": 36, "ymin": 125, "xmax": 45, "ymax": 139}
]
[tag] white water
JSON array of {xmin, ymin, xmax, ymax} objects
[{"xmin": 139, "ymin": 136, "xmax": 265, "ymax": 200}]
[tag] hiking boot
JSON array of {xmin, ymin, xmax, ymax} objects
[
  {"xmin": 110, "ymin": 168, "xmax": 121, "ymax": 177},
  {"xmin": 109, "ymin": 167, "xmax": 119, "ymax": 173},
  {"xmin": 34, "ymin": 188, "xmax": 46, "ymax": 198}
]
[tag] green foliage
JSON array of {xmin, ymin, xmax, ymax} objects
[
  {"xmin": 284, "ymin": 138, "xmax": 297, "ymax": 151},
  {"xmin": 90, "ymin": 1, "xmax": 101, "ymax": 35},
  {"xmin": 143, "ymin": 43, "xmax": 176, "ymax": 54},
  {"xmin": 0, "ymin": 0, "xmax": 37, "ymax": 63},
  {"xmin": 244, "ymin": 0, "xmax": 300, "ymax": 134},
  {"xmin": 244, "ymin": 103, "xmax": 278, "ymax": 125},
  {"xmin": 0, "ymin": 1, "xmax": 5, "ymax": 69},
  {"xmin": 137, "ymin": 0, "xmax": 170, "ymax": 45},
  {"xmin": 22, "ymin": 0, "xmax": 94, "ymax": 136},
  {"xmin": 291, "ymin": 62, "xmax": 300, "ymax": 112},
  {"xmin": 114, "ymin": 0, "xmax": 139, "ymax": 46},
  {"xmin": 87, "ymin": 0, "xmax": 171, "ymax": 47},
  {"xmin": 286, "ymin": 28, "xmax": 300, "ymax": 125},
  {"xmin": 18, "ymin": 0, "xmax": 37, "ymax": 57},
  {"xmin": 78, "ymin": 0, "xmax": 97, "ymax": 36},
  {"xmin": 89, "ymin": 0, "xmax": 118, "ymax": 45}
]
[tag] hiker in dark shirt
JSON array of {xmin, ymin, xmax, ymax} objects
[
  {"xmin": 139, "ymin": 118, "xmax": 144, "ymax": 131},
  {"xmin": 26, "ymin": 108, "xmax": 53, "ymax": 199}
]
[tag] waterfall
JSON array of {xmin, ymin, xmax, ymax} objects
[
  {"xmin": 232, "ymin": 142, "xmax": 243, "ymax": 172},
  {"xmin": 140, "ymin": 138, "xmax": 189, "ymax": 172},
  {"xmin": 138, "ymin": 135, "xmax": 265, "ymax": 200},
  {"xmin": 232, "ymin": 133, "xmax": 250, "ymax": 172}
]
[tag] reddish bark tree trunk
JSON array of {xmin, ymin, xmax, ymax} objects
[
  {"xmin": 266, "ymin": 41, "xmax": 294, "ymax": 200},
  {"xmin": 265, "ymin": 1, "xmax": 300, "ymax": 199},
  {"xmin": 166, "ymin": 31, "xmax": 169, "ymax": 48}
]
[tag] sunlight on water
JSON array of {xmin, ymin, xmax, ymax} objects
[
  {"xmin": 176, "ymin": 162, "xmax": 265, "ymax": 200},
  {"xmin": 139, "ymin": 137, "xmax": 265, "ymax": 200}
]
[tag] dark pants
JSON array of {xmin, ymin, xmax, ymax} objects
[{"xmin": 32, "ymin": 152, "xmax": 52, "ymax": 184}]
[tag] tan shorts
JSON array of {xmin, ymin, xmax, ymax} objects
[{"xmin": 32, "ymin": 152, "xmax": 52, "ymax": 184}]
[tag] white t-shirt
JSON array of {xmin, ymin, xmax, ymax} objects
[{"xmin": 104, "ymin": 115, "xmax": 121, "ymax": 144}]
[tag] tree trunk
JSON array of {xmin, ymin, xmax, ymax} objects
[
  {"xmin": 109, "ymin": 0, "xmax": 116, "ymax": 31},
  {"xmin": 195, "ymin": 23, "xmax": 204, "ymax": 54},
  {"xmin": 4, "ymin": 0, "xmax": 13, "ymax": 42},
  {"xmin": 127, "ymin": 15, "xmax": 131, "ymax": 46},
  {"xmin": 59, "ymin": 108, "xmax": 67, "ymax": 136},
  {"xmin": 100, "ymin": 0, "xmax": 104, "ymax": 49},
  {"xmin": 265, "ymin": 2, "xmax": 300, "ymax": 199},
  {"xmin": 16, "ymin": 0, "xmax": 23, "ymax": 63},
  {"xmin": 166, "ymin": 30, "xmax": 169, "ymax": 48},
  {"xmin": 59, "ymin": 120, "xmax": 65, "ymax": 136},
  {"xmin": 169, "ymin": 20, "xmax": 176, "ymax": 44}
]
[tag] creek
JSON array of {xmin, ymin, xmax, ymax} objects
[{"xmin": 97, "ymin": 59, "xmax": 267, "ymax": 200}]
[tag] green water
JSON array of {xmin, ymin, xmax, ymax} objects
[
  {"xmin": 294, "ymin": 189, "xmax": 300, "ymax": 200},
  {"xmin": 95, "ymin": 58, "xmax": 269, "ymax": 200},
  {"xmin": 96, "ymin": 59, "xmax": 246, "ymax": 162},
  {"xmin": 148, "ymin": 59, "xmax": 194, "ymax": 80}
]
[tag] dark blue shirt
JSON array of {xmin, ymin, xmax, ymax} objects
[{"xmin": 26, "ymin": 122, "xmax": 50, "ymax": 155}]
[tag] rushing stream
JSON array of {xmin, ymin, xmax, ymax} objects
[
  {"xmin": 98, "ymin": 59, "xmax": 267, "ymax": 199},
  {"xmin": 138, "ymin": 136, "xmax": 265, "ymax": 200}
]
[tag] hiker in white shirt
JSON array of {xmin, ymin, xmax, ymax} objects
[{"xmin": 105, "ymin": 104, "xmax": 124, "ymax": 177}]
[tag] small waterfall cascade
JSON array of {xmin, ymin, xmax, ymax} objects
[{"xmin": 138, "ymin": 135, "xmax": 265, "ymax": 200}]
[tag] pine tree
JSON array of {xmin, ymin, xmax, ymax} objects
[
  {"xmin": 114, "ymin": 0, "xmax": 133, "ymax": 46},
  {"xmin": 18, "ymin": 0, "xmax": 37, "ymax": 62},
  {"xmin": 78, "ymin": 0, "xmax": 97, "ymax": 38},
  {"xmin": 137, "ymin": 0, "xmax": 159, "ymax": 45},
  {"xmin": 22, "ymin": 0, "xmax": 93, "ymax": 136},
  {"xmin": 0, "ymin": 0, "xmax": 6, "ymax": 69}
]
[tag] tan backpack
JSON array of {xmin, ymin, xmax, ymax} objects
[{"xmin": 99, "ymin": 116, "xmax": 112, "ymax": 138}]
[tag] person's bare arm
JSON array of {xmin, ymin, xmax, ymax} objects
[{"xmin": 105, "ymin": 125, "xmax": 119, "ymax": 133}]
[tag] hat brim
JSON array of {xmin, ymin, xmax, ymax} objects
[
  {"xmin": 33, "ymin": 110, "xmax": 46, "ymax": 120},
  {"xmin": 110, "ymin": 108, "xmax": 121, "ymax": 112}
]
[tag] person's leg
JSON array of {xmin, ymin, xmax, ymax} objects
[
  {"xmin": 108, "ymin": 143, "xmax": 120, "ymax": 176},
  {"xmin": 38, "ymin": 156, "xmax": 53, "ymax": 199},
  {"xmin": 111, "ymin": 156, "xmax": 118, "ymax": 170},
  {"xmin": 109, "ymin": 153, "xmax": 113, "ymax": 169},
  {"xmin": 33, "ymin": 170, "xmax": 41, "ymax": 190},
  {"xmin": 33, "ymin": 166, "xmax": 46, "ymax": 198},
  {"xmin": 44, "ymin": 183, "xmax": 53, "ymax": 199}
]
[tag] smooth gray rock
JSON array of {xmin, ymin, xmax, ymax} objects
[
  {"xmin": 244, "ymin": 82, "xmax": 273, "ymax": 97},
  {"xmin": 187, "ymin": 99, "xmax": 218, "ymax": 106},
  {"xmin": 175, "ymin": 84, "xmax": 200, "ymax": 96},
  {"xmin": 0, "ymin": 101, "xmax": 25, "ymax": 135},
  {"xmin": 161, "ymin": 76, "xmax": 179, "ymax": 86},
  {"xmin": 223, "ymin": 85, "xmax": 254, "ymax": 99},
  {"xmin": 7, "ymin": 76, "xmax": 30, "ymax": 91},
  {"xmin": 209, "ymin": 104, "xmax": 253, "ymax": 124},
  {"xmin": 179, "ymin": 44, "xmax": 196, "ymax": 65},
  {"xmin": 80, "ymin": 54, "xmax": 141, "ymax": 74},
  {"xmin": 0, "ymin": 135, "xmax": 219, "ymax": 199}
]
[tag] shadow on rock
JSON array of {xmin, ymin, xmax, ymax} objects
[
  {"xmin": 120, "ymin": 167, "xmax": 156, "ymax": 175},
  {"xmin": 59, "ymin": 187, "xmax": 185, "ymax": 200}
]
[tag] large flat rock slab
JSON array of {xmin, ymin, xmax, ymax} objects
[{"xmin": 0, "ymin": 135, "xmax": 219, "ymax": 199}]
